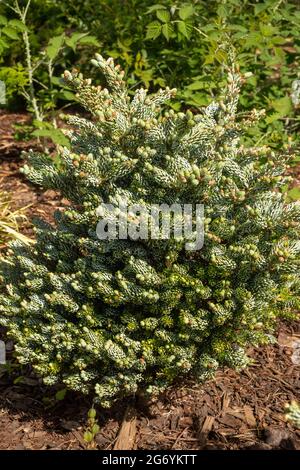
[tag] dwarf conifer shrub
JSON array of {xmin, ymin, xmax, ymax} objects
[{"xmin": 0, "ymin": 55, "xmax": 299, "ymax": 407}]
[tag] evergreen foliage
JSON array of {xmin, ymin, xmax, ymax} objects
[{"xmin": 0, "ymin": 55, "xmax": 299, "ymax": 407}]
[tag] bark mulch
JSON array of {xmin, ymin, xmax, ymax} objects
[{"xmin": 0, "ymin": 111, "xmax": 299, "ymax": 450}]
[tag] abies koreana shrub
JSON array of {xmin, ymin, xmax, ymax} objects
[{"xmin": 0, "ymin": 55, "xmax": 299, "ymax": 407}]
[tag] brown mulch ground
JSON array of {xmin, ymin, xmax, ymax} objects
[
  {"xmin": 0, "ymin": 110, "xmax": 40, "ymax": 158},
  {"xmin": 0, "ymin": 157, "xmax": 67, "ymax": 240},
  {"xmin": 0, "ymin": 110, "xmax": 65, "ymax": 239},
  {"xmin": 0, "ymin": 321, "xmax": 299, "ymax": 450},
  {"xmin": 0, "ymin": 111, "xmax": 300, "ymax": 451}
]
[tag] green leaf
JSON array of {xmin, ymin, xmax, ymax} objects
[
  {"xmin": 59, "ymin": 90, "xmax": 76, "ymax": 101},
  {"xmin": 227, "ymin": 24, "xmax": 248, "ymax": 33},
  {"xmin": 186, "ymin": 80, "xmax": 204, "ymax": 91},
  {"xmin": 32, "ymin": 128, "xmax": 70, "ymax": 147},
  {"xmin": 46, "ymin": 46, "xmax": 60, "ymax": 60},
  {"xmin": 117, "ymin": 38, "xmax": 132, "ymax": 52},
  {"xmin": 88, "ymin": 408, "xmax": 97, "ymax": 419},
  {"xmin": 217, "ymin": 4, "xmax": 229, "ymax": 18},
  {"xmin": 46, "ymin": 34, "xmax": 65, "ymax": 60},
  {"xmin": 254, "ymin": 3, "xmax": 270, "ymax": 15},
  {"xmin": 287, "ymin": 187, "xmax": 300, "ymax": 201},
  {"xmin": 0, "ymin": 37, "xmax": 9, "ymax": 49},
  {"xmin": 190, "ymin": 94, "xmax": 210, "ymax": 106},
  {"xmin": 50, "ymin": 76, "xmax": 63, "ymax": 86},
  {"xmin": 83, "ymin": 431, "xmax": 93, "ymax": 443},
  {"xmin": 243, "ymin": 32, "xmax": 262, "ymax": 47},
  {"xmin": 161, "ymin": 23, "xmax": 173, "ymax": 41},
  {"xmin": 146, "ymin": 21, "xmax": 162, "ymax": 40},
  {"xmin": 260, "ymin": 24, "xmax": 277, "ymax": 37},
  {"xmin": 0, "ymin": 15, "xmax": 8, "ymax": 25},
  {"xmin": 265, "ymin": 112, "xmax": 282, "ymax": 124},
  {"xmin": 272, "ymin": 95, "xmax": 292, "ymax": 117},
  {"xmin": 146, "ymin": 4, "xmax": 166, "ymax": 14},
  {"xmin": 8, "ymin": 19, "xmax": 28, "ymax": 32},
  {"xmin": 181, "ymin": 90, "xmax": 209, "ymax": 106},
  {"xmin": 65, "ymin": 32, "xmax": 87, "ymax": 51},
  {"xmin": 33, "ymin": 120, "xmax": 52, "ymax": 130},
  {"xmin": 55, "ymin": 389, "xmax": 67, "ymax": 401},
  {"xmin": 156, "ymin": 9, "xmax": 170, "ymax": 23},
  {"xmin": 2, "ymin": 26, "xmax": 19, "ymax": 40},
  {"xmin": 92, "ymin": 424, "xmax": 100, "ymax": 434},
  {"xmin": 177, "ymin": 21, "xmax": 190, "ymax": 39},
  {"xmin": 178, "ymin": 5, "xmax": 194, "ymax": 20},
  {"xmin": 77, "ymin": 35, "xmax": 100, "ymax": 47}
]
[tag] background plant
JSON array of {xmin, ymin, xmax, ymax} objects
[
  {"xmin": 1, "ymin": 0, "xmax": 299, "ymax": 151},
  {"xmin": 0, "ymin": 0, "xmax": 99, "ymax": 145},
  {"xmin": 83, "ymin": 407, "xmax": 100, "ymax": 448}
]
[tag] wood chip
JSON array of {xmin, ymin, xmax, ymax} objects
[
  {"xmin": 243, "ymin": 406, "xmax": 256, "ymax": 427},
  {"xmin": 113, "ymin": 406, "xmax": 137, "ymax": 450},
  {"xmin": 227, "ymin": 409, "xmax": 245, "ymax": 421},
  {"xmin": 170, "ymin": 412, "xmax": 180, "ymax": 430},
  {"xmin": 201, "ymin": 416, "xmax": 215, "ymax": 434},
  {"xmin": 221, "ymin": 392, "xmax": 231, "ymax": 413},
  {"xmin": 71, "ymin": 429, "xmax": 86, "ymax": 448}
]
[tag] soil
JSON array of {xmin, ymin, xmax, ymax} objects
[{"xmin": 0, "ymin": 111, "xmax": 300, "ymax": 451}]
